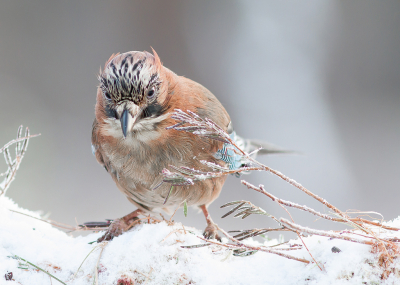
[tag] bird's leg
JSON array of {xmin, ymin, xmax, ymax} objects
[
  {"xmin": 200, "ymin": 205, "xmax": 221, "ymax": 241},
  {"xmin": 121, "ymin": 209, "xmax": 144, "ymax": 224},
  {"xmin": 97, "ymin": 209, "xmax": 143, "ymax": 242}
]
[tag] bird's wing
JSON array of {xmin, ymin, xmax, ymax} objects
[{"xmin": 91, "ymin": 118, "xmax": 106, "ymax": 169}]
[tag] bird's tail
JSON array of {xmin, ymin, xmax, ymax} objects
[
  {"xmin": 233, "ymin": 132, "xmax": 292, "ymax": 159},
  {"xmin": 242, "ymin": 138, "xmax": 293, "ymax": 156},
  {"xmin": 215, "ymin": 132, "xmax": 293, "ymax": 176}
]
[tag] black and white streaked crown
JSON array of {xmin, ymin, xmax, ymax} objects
[{"xmin": 98, "ymin": 52, "xmax": 161, "ymax": 105}]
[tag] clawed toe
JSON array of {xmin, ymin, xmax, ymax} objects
[
  {"xmin": 97, "ymin": 218, "xmax": 130, "ymax": 242},
  {"xmin": 203, "ymin": 224, "xmax": 221, "ymax": 241},
  {"xmin": 94, "ymin": 209, "xmax": 143, "ymax": 243},
  {"xmin": 200, "ymin": 205, "xmax": 221, "ymax": 241}
]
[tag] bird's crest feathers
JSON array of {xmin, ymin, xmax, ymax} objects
[{"xmin": 98, "ymin": 51, "xmax": 162, "ymax": 105}]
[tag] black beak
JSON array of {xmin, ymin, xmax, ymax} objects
[{"xmin": 120, "ymin": 108, "xmax": 130, "ymax": 138}]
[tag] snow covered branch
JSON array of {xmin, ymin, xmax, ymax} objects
[
  {"xmin": 0, "ymin": 126, "xmax": 39, "ymax": 196},
  {"xmin": 166, "ymin": 109, "xmax": 400, "ymax": 278},
  {"xmin": 3, "ymin": 117, "xmax": 400, "ymax": 284}
]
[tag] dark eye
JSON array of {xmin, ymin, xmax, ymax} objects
[
  {"xmin": 147, "ymin": 89, "xmax": 155, "ymax": 98},
  {"xmin": 104, "ymin": 92, "xmax": 111, "ymax": 100},
  {"xmin": 105, "ymin": 104, "xmax": 117, "ymax": 119}
]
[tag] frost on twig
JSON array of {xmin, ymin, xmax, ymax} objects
[
  {"xmin": 1, "ymin": 115, "xmax": 399, "ymax": 282},
  {"xmin": 167, "ymin": 109, "xmax": 232, "ymax": 144},
  {"xmin": 0, "ymin": 126, "xmax": 40, "ymax": 196},
  {"xmin": 220, "ymin": 200, "xmax": 281, "ymax": 224},
  {"xmin": 166, "ymin": 110, "xmax": 400, "ymax": 274},
  {"xmin": 159, "ymin": 109, "xmax": 263, "ymax": 191}
]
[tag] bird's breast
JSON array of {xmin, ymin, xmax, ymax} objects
[{"xmin": 98, "ymin": 116, "xmax": 226, "ymax": 211}]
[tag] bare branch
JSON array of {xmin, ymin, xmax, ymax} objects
[
  {"xmin": 215, "ymin": 224, "xmax": 311, "ymax": 264},
  {"xmin": 0, "ymin": 127, "xmax": 40, "ymax": 196},
  {"xmin": 280, "ymin": 218, "xmax": 374, "ymax": 245}
]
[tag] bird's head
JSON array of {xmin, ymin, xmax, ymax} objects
[{"xmin": 97, "ymin": 49, "xmax": 170, "ymax": 138}]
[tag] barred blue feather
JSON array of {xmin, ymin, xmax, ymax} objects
[
  {"xmin": 214, "ymin": 129, "xmax": 289, "ymax": 175},
  {"xmin": 214, "ymin": 131, "xmax": 248, "ymax": 172}
]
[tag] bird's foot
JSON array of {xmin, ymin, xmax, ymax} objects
[
  {"xmin": 200, "ymin": 204, "xmax": 222, "ymax": 241},
  {"xmin": 203, "ymin": 222, "xmax": 221, "ymax": 241},
  {"xmin": 97, "ymin": 218, "xmax": 130, "ymax": 242},
  {"xmin": 96, "ymin": 209, "xmax": 143, "ymax": 242}
]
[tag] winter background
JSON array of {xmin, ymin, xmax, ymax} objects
[{"xmin": 0, "ymin": 1, "xmax": 399, "ymax": 238}]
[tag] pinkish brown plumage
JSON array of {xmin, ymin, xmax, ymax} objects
[{"xmin": 91, "ymin": 49, "xmax": 284, "ymax": 241}]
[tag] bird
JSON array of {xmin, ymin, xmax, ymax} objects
[{"xmin": 91, "ymin": 49, "xmax": 286, "ymax": 242}]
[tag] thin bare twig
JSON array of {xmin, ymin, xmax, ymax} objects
[
  {"xmin": 220, "ymin": 200, "xmax": 284, "ymax": 226},
  {"xmin": 144, "ymin": 268, "xmax": 153, "ymax": 285},
  {"xmin": 0, "ymin": 134, "xmax": 40, "ymax": 154},
  {"xmin": 215, "ymin": 225, "xmax": 310, "ymax": 264},
  {"xmin": 94, "ymin": 243, "xmax": 106, "ymax": 285},
  {"xmin": 9, "ymin": 209, "xmax": 76, "ymax": 231},
  {"xmin": 280, "ymin": 218, "xmax": 374, "ymax": 245},
  {"xmin": 169, "ymin": 200, "xmax": 185, "ymax": 223},
  {"xmin": 242, "ymin": 181, "xmax": 400, "ymax": 232},
  {"xmin": 167, "ymin": 109, "xmax": 400, "ymax": 270},
  {"xmin": 259, "ymin": 186, "xmax": 323, "ymax": 271},
  {"xmin": 73, "ymin": 245, "xmax": 100, "ymax": 279},
  {"xmin": 9, "ymin": 255, "xmax": 66, "ymax": 285},
  {"xmin": 160, "ymin": 229, "xmax": 185, "ymax": 243},
  {"xmin": 0, "ymin": 127, "xmax": 40, "ymax": 196}
]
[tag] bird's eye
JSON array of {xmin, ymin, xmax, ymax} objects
[
  {"xmin": 104, "ymin": 92, "xmax": 111, "ymax": 100},
  {"xmin": 147, "ymin": 89, "xmax": 155, "ymax": 98}
]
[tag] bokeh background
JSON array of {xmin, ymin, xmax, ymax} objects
[{"xmin": 0, "ymin": 1, "xmax": 399, "ymax": 236}]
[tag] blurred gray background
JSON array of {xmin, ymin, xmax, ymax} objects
[{"xmin": 0, "ymin": 1, "xmax": 399, "ymax": 236}]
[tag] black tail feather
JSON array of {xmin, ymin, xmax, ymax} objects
[{"xmin": 244, "ymin": 139, "xmax": 297, "ymax": 156}]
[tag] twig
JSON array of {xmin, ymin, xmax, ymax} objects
[
  {"xmin": 126, "ymin": 217, "xmax": 150, "ymax": 231},
  {"xmin": 230, "ymin": 228, "xmax": 290, "ymax": 241},
  {"xmin": 215, "ymin": 225, "xmax": 310, "ymax": 264},
  {"xmin": 73, "ymin": 245, "xmax": 100, "ymax": 279},
  {"xmin": 243, "ymin": 181, "xmax": 341, "ymax": 221},
  {"xmin": 144, "ymin": 268, "xmax": 153, "ymax": 285},
  {"xmin": 280, "ymin": 218, "xmax": 374, "ymax": 245},
  {"xmin": 220, "ymin": 200, "xmax": 283, "ymax": 227},
  {"xmin": 94, "ymin": 243, "xmax": 106, "ymax": 285},
  {"xmin": 241, "ymin": 182, "xmax": 400, "ymax": 232},
  {"xmin": 165, "ymin": 110, "xmax": 400, "ymax": 269},
  {"xmin": 0, "ymin": 127, "xmax": 40, "ymax": 196},
  {"xmin": 9, "ymin": 209, "xmax": 76, "ymax": 231},
  {"xmin": 169, "ymin": 200, "xmax": 185, "ymax": 223},
  {"xmin": 160, "ymin": 229, "xmax": 185, "ymax": 243},
  {"xmin": 0, "ymin": 134, "xmax": 40, "ymax": 154},
  {"xmin": 262, "ymin": 188, "xmax": 323, "ymax": 271},
  {"xmin": 10, "ymin": 255, "xmax": 66, "ymax": 285}
]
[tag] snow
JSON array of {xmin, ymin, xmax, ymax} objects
[{"xmin": 1, "ymin": 195, "xmax": 399, "ymax": 284}]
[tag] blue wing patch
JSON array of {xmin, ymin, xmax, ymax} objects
[{"xmin": 214, "ymin": 131, "xmax": 247, "ymax": 173}]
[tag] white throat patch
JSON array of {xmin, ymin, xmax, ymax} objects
[{"xmin": 103, "ymin": 112, "xmax": 170, "ymax": 144}]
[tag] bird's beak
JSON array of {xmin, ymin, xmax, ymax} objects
[{"xmin": 120, "ymin": 106, "xmax": 138, "ymax": 138}]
